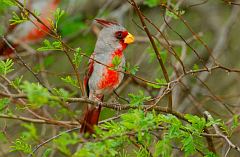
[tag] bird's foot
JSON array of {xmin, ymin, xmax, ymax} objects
[
  {"xmin": 97, "ymin": 101, "xmax": 103, "ymax": 107},
  {"xmin": 114, "ymin": 103, "xmax": 122, "ymax": 112}
]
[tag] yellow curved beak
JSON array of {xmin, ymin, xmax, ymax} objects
[{"xmin": 124, "ymin": 33, "xmax": 135, "ymax": 44}]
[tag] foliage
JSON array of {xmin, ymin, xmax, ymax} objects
[
  {"xmin": 54, "ymin": 8, "xmax": 65, "ymax": 30},
  {"xmin": 37, "ymin": 39, "xmax": 63, "ymax": 51},
  {"xmin": 72, "ymin": 110, "xmax": 218, "ymax": 157},
  {"xmin": 20, "ymin": 82, "xmax": 50, "ymax": 108},
  {"xmin": 112, "ymin": 55, "xmax": 122, "ymax": 68},
  {"xmin": 61, "ymin": 76, "xmax": 78, "ymax": 88},
  {"xmin": 54, "ymin": 133, "xmax": 79, "ymax": 156},
  {"xmin": 73, "ymin": 47, "xmax": 83, "ymax": 67},
  {"xmin": 123, "ymin": 62, "xmax": 139, "ymax": 75},
  {"xmin": 147, "ymin": 78, "xmax": 167, "ymax": 88},
  {"xmin": 0, "ymin": 1, "xmax": 239, "ymax": 157},
  {"xmin": 0, "ymin": 98, "xmax": 10, "ymax": 112},
  {"xmin": 21, "ymin": 123, "xmax": 39, "ymax": 141},
  {"xmin": 143, "ymin": 0, "xmax": 165, "ymax": 7},
  {"xmin": 128, "ymin": 91, "xmax": 151, "ymax": 106},
  {"xmin": 1, "ymin": 0, "xmax": 16, "ymax": 6},
  {"xmin": 10, "ymin": 136, "xmax": 32, "ymax": 154},
  {"xmin": 0, "ymin": 59, "xmax": 14, "ymax": 75},
  {"xmin": 9, "ymin": 11, "xmax": 28, "ymax": 25}
]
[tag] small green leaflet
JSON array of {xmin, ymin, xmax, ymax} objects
[
  {"xmin": 10, "ymin": 76, "xmax": 23, "ymax": 88},
  {"xmin": 0, "ymin": 59, "xmax": 14, "ymax": 75},
  {"xmin": 37, "ymin": 39, "xmax": 63, "ymax": 51},
  {"xmin": 10, "ymin": 136, "xmax": 32, "ymax": 154},
  {"xmin": 52, "ymin": 88, "xmax": 70, "ymax": 101},
  {"xmin": 54, "ymin": 8, "xmax": 65, "ymax": 30},
  {"xmin": 2, "ymin": 0, "xmax": 16, "ymax": 6},
  {"xmin": 73, "ymin": 47, "xmax": 83, "ymax": 67},
  {"xmin": 143, "ymin": 0, "xmax": 165, "ymax": 7},
  {"xmin": 20, "ymin": 82, "xmax": 50, "ymax": 108},
  {"xmin": 123, "ymin": 62, "xmax": 139, "ymax": 75},
  {"xmin": 21, "ymin": 123, "xmax": 39, "ymax": 141},
  {"xmin": 61, "ymin": 76, "xmax": 78, "ymax": 88},
  {"xmin": 9, "ymin": 11, "xmax": 28, "ymax": 25},
  {"xmin": 147, "ymin": 78, "xmax": 167, "ymax": 88},
  {"xmin": 128, "ymin": 91, "xmax": 151, "ymax": 107},
  {"xmin": 193, "ymin": 64, "xmax": 199, "ymax": 71},
  {"xmin": 112, "ymin": 56, "xmax": 122, "ymax": 67},
  {"xmin": 181, "ymin": 134, "xmax": 196, "ymax": 156},
  {"xmin": 0, "ymin": 98, "xmax": 10, "ymax": 112},
  {"xmin": 42, "ymin": 148, "xmax": 52, "ymax": 157},
  {"xmin": 165, "ymin": 6, "xmax": 185, "ymax": 20}
]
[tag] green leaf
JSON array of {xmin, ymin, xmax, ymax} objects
[
  {"xmin": 42, "ymin": 148, "xmax": 52, "ymax": 157},
  {"xmin": 181, "ymin": 134, "xmax": 196, "ymax": 156},
  {"xmin": 0, "ymin": 98, "xmax": 10, "ymax": 112},
  {"xmin": 135, "ymin": 147, "xmax": 151, "ymax": 157},
  {"xmin": 123, "ymin": 62, "xmax": 139, "ymax": 75},
  {"xmin": 37, "ymin": 39, "xmax": 63, "ymax": 51},
  {"xmin": 147, "ymin": 78, "xmax": 167, "ymax": 88},
  {"xmin": 54, "ymin": 8, "xmax": 65, "ymax": 30},
  {"xmin": 166, "ymin": 10, "xmax": 178, "ymax": 19},
  {"xmin": 20, "ymin": 82, "xmax": 50, "ymax": 108},
  {"xmin": 121, "ymin": 110, "xmax": 155, "ymax": 131},
  {"xmin": 128, "ymin": 91, "xmax": 151, "ymax": 107},
  {"xmin": 10, "ymin": 75, "xmax": 23, "ymax": 88},
  {"xmin": 204, "ymin": 152, "xmax": 218, "ymax": 157},
  {"xmin": 73, "ymin": 48, "xmax": 83, "ymax": 67},
  {"xmin": 154, "ymin": 138, "xmax": 171, "ymax": 157},
  {"xmin": 54, "ymin": 133, "xmax": 78, "ymax": 156},
  {"xmin": 0, "ymin": 132, "xmax": 7, "ymax": 144},
  {"xmin": 9, "ymin": 11, "xmax": 28, "ymax": 25},
  {"xmin": 185, "ymin": 114, "xmax": 206, "ymax": 133},
  {"xmin": 231, "ymin": 115, "xmax": 239, "ymax": 130},
  {"xmin": 112, "ymin": 56, "xmax": 122, "ymax": 67},
  {"xmin": 193, "ymin": 64, "xmax": 199, "ymax": 71},
  {"xmin": 10, "ymin": 136, "xmax": 32, "ymax": 154},
  {"xmin": 165, "ymin": 6, "xmax": 185, "ymax": 20},
  {"xmin": 129, "ymin": 65, "xmax": 139, "ymax": 75},
  {"xmin": 52, "ymin": 88, "xmax": 70, "ymax": 101},
  {"xmin": 21, "ymin": 123, "xmax": 39, "ymax": 141},
  {"xmin": 144, "ymin": 0, "xmax": 163, "ymax": 7},
  {"xmin": 2, "ymin": 0, "xmax": 16, "ymax": 6},
  {"xmin": 61, "ymin": 76, "xmax": 78, "ymax": 88},
  {"xmin": 0, "ymin": 59, "xmax": 14, "ymax": 75}
]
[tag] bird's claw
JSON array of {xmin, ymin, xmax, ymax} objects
[
  {"xmin": 97, "ymin": 102, "xmax": 103, "ymax": 107},
  {"xmin": 114, "ymin": 104, "xmax": 122, "ymax": 111}
]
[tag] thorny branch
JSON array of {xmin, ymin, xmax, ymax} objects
[
  {"xmin": 129, "ymin": 0, "xmax": 173, "ymax": 111},
  {"xmin": 204, "ymin": 111, "xmax": 240, "ymax": 156}
]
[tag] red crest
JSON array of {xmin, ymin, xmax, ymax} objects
[{"xmin": 95, "ymin": 19, "xmax": 119, "ymax": 27}]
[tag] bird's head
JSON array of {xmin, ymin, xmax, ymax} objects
[{"xmin": 94, "ymin": 19, "xmax": 134, "ymax": 53}]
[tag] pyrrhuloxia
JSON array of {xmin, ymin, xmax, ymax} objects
[{"xmin": 81, "ymin": 19, "xmax": 134, "ymax": 133}]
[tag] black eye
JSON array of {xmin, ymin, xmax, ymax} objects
[{"xmin": 116, "ymin": 32, "xmax": 123, "ymax": 39}]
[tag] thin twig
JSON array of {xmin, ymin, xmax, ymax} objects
[
  {"xmin": 2, "ymin": 36, "xmax": 48, "ymax": 90},
  {"xmin": 129, "ymin": 0, "xmax": 173, "ymax": 111},
  {"xmin": 204, "ymin": 111, "xmax": 240, "ymax": 156}
]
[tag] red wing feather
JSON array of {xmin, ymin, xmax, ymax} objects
[{"xmin": 84, "ymin": 54, "xmax": 95, "ymax": 96}]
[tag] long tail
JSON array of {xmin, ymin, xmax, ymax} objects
[{"xmin": 80, "ymin": 105, "xmax": 102, "ymax": 134}]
